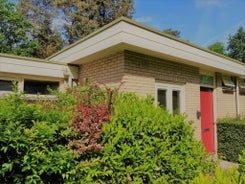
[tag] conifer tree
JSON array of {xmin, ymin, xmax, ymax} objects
[
  {"xmin": 17, "ymin": 0, "xmax": 64, "ymax": 58},
  {"xmin": 55, "ymin": 0, "xmax": 134, "ymax": 44},
  {"xmin": 227, "ymin": 27, "xmax": 245, "ymax": 63}
]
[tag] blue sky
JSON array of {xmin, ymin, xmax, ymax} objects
[{"xmin": 133, "ymin": 0, "xmax": 245, "ymax": 47}]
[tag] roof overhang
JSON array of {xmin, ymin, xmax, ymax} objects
[
  {"xmin": 0, "ymin": 53, "xmax": 79, "ymax": 79},
  {"xmin": 49, "ymin": 17, "xmax": 245, "ymax": 78}
]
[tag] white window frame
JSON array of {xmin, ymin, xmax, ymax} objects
[
  {"xmin": 155, "ymin": 83, "xmax": 185, "ymax": 114},
  {"xmin": 0, "ymin": 76, "xmax": 20, "ymax": 96}
]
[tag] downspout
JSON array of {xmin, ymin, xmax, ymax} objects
[
  {"xmin": 68, "ymin": 75, "xmax": 72, "ymax": 88},
  {"xmin": 236, "ymin": 78, "xmax": 240, "ymax": 117}
]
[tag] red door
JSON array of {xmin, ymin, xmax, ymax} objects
[{"xmin": 200, "ymin": 88, "xmax": 215, "ymax": 153}]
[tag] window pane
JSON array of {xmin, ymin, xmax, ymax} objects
[
  {"xmin": 172, "ymin": 90, "xmax": 180, "ymax": 114},
  {"xmin": 0, "ymin": 80, "xmax": 13, "ymax": 91},
  {"xmin": 158, "ymin": 89, "xmax": 166, "ymax": 109},
  {"xmin": 24, "ymin": 80, "xmax": 59, "ymax": 94},
  {"xmin": 200, "ymin": 75, "xmax": 214, "ymax": 87}
]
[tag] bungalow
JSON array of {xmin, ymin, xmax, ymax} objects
[{"xmin": 1, "ymin": 17, "xmax": 245, "ymax": 154}]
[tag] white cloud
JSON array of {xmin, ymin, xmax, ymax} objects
[{"xmin": 134, "ymin": 16, "xmax": 152, "ymax": 23}]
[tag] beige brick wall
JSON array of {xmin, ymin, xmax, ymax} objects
[
  {"xmin": 123, "ymin": 51, "xmax": 201, "ymax": 139},
  {"xmin": 240, "ymin": 94, "xmax": 245, "ymax": 116},
  {"xmin": 79, "ymin": 52, "xmax": 124, "ymax": 86},
  {"xmin": 121, "ymin": 74, "xmax": 155, "ymax": 97},
  {"xmin": 185, "ymin": 83, "xmax": 201, "ymax": 139},
  {"xmin": 216, "ymin": 74, "xmax": 237, "ymax": 118},
  {"xmin": 124, "ymin": 51, "xmax": 199, "ymax": 84},
  {"xmin": 79, "ymin": 50, "xmax": 201, "ymax": 139}
]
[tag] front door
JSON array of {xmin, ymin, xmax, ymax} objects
[{"xmin": 200, "ymin": 88, "xmax": 215, "ymax": 153}]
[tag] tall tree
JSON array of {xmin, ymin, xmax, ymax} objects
[
  {"xmin": 208, "ymin": 42, "xmax": 225, "ymax": 55},
  {"xmin": 227, "ymin": 27, "xmax": 245, "ymax": 63},
  {"xmin": 163, "ymin": 28, "xmax": 181, "ymax": 38},
  {"xmin": 55, "ymin": 0, "xmax": 134, "ymax": 45},
  {"xmin": 17, "ymin": 0, "xmax": 64, "ymax": 58},
  {"xmin": 0, "ymin": 0, "xmax": 39, "ymax": 56}
]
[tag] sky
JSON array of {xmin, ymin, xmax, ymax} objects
[{"xmin": 133, "ymin": 0, "xmax": 245, "ymax": 48}]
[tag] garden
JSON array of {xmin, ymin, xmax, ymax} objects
[{"xmin": 0, "ymin": 82, "xmax": 244, "ymax": 183}]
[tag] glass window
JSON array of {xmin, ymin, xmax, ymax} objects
[
  {"xmin": 172, "ymin": 90, "xmax": 180, "ymax": 114},
  {"xmin": 158, "ymin": 89, "xmax": 166, "ymax": 109},
  {"xmin": 155, "ymin": 83, "xmax": 184, "ymax": 114},
  {"xmin": 0, "ymin": 80, "xmax": 13, "ymax": 91},
  {"xmin": 24, "ymin": 80, "xmax": 59, "ymax": 95},
  {"xmin": 200, "ymin": 75, "xmax": 214, "ymax": 87}
]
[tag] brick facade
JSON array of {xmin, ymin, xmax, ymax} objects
[
  {"xmin": 240, "ymin": 94, "xmax": 245, "ymax": 116},
  {"xmin": 216, "ymin": 74, "xmax": 237, "ymax": 118},
  {"xmin": 79, "ymin": 52, "xmax": 124, "ymax": 86},
  {"xmin": 79, "ymin": 50, "xmax": 201, "ymax": 139},
  {"xmin": 79, "ymin": 50, "xmax": 244, "ymax": 140}
]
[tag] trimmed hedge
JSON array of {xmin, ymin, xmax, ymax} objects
[{"xmin": 217, "ymin": 117, "xmax": 245, "ymax": 163}]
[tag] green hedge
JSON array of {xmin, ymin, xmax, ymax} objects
[
  {"xmin": 0, "ymin": 84, "xmax": 215, "ymax": 183},
  {"xmin": 217, "ymin": 117, "xmax": 245, "ymax": 163}
]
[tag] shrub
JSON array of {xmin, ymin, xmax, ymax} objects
[
  {"xmin": 191, "ymin": 166, "xmax": 244, "ymax": 184},
  {"xmin": 238, "ymin": 150, "xmax": 245, "ymax": 180},
  {"xmin": 217, "ymin": 117, "xmax": 245, "ymax": 163},
  {"xmin": 192, "ymin": 150, "xmax": 245, "ymax": 184},
  {"xmin": 0, "ymin": 91, "xmax": 76, "ymax": 183},
  {"xmin": 0, "ymin": 83, "xmax": 214, "ymax": 183},
  {"xmin": 0, "ymin": 82, "xmax": 116, "ymax": 183},
  {"xmin": 75, "ymin": 94, "xmax": 214, "ymax": 183}
]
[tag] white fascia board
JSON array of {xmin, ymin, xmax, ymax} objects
[
  {"xmin": 119, "ymin": 22, "xmax": 245, "ymax": 76},
  {"xmin": 50, "ymin": 20, "xmax": 245, "ymax": 77},
  {"xmin": 0, "ymin": 56, "xmax": 77, "ymax": 79},
  {"xmin": 50, "ymin": 24, "xmax": 124, "ymax": 63}
]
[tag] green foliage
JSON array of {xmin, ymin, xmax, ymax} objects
[
  {"xmin": 208, "ymin": 42, "xmax": 226, "ymax": 55},
  {"xmin": 191, "ymin": 166, "xmax": 244, "ymax": 184},
  {"xmin": 238, "ymin": 150, "xmax": 245, "ymax": 178},
  {"xmin": 163, "ymin": 28, "xmax": 181, "ymax": 38},
  {"xmin": 0, "ymin": 0, "xmax": 39, "ymax": 57},
  {"xmin": 0, "ymin": 91, "xmax": 76, "ymax": 183},
  {"xmin": 217, "ymin": 117, "xmax": 245, "ymax": 163},
  {"xmin": 17, "ymin": 0, "xmax": 64, "ymax": 58},
  {"xmin": 55, "ymin": 0, "xmax": 135, "ymax": 44},
  {"xmin": 0, "ymin": 83, "xmax": 214, "ymax": 183},
  {"xmin": 227, "ymin": 26, "xmax": 245, "ymax": 63},
  {"xmin": 77, "ymin": 93, "xmax": 214, "ymax": 183}
]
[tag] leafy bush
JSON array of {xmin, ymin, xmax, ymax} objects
[
  {"xmin": 191, "ymin": 166, "xmax": 244, "ymax": 184},
  {"xmin": 0, "ymin": 83, "xmax": 214, "ymax": 183},
  {"xmin": 73, "ymin": 94, "xmax": 214, "ymax": 183},
  {"xmin": 0, "ymin": 92, "xmax": 77, "ymax": 183},
  {"xmin": 192, "ymin": 150, "xmax": 245, "ymax": 184},
  {"xmin": 238, "ymin": 150, "xmax": 245, "ymax": 180},
  {"xmin": 217, "ymin": 117, "xmax": 245, "ymax": 163},
  {"xmin": 0, "ymin": 82, "xmax": 116, "ymax": 183}
]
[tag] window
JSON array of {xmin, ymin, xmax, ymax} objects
[
  {"xmin": 155, "ymin": 83, "xmax": 185, "ymax": 114},
  {"xmin": 172, "ymin": 90, "xmax": 180, "ymax": 115},
  {"xmin": 222, "ymin": 75, "xmax": 235, "ymax": 92},
  {"xmin": 200, "ymin": 74, "xmax": 214, "ymax": 87},
  {"xmin": 239, "ymin": 79, "xmax": 245, "ymax": 95},
  {"xmin": 24, "ymin": 80, "xmax": 59, "ymax": 95},
  {"xmin": 157, "ymin": 89, "xmax": 167, "ymax": 109},
  {"xmin": 0, "ymin": 80, "xmax": 13, "ymax": 91}
]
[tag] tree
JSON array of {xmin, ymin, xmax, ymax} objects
[
  {"xmin": 163, "ymin": 28, "xmax": 181, "ymax": 38},
  {"xmin": 0, "ymin": 0, "xmax": 39, "ymax": 56},
  {"xmin": 208, "ymin": 42, "xmax": 225, "ymax": 55},
  {"xmin": 227, "ymin": 27, "xmax": 245, "ymax": 63},
  {"xmin": 55, "ymin": 0, "xmax": 135, "ymax": 45},
  {"xmin": 17, "ymin": 0, "xmax": 64, "ymax": 58}
]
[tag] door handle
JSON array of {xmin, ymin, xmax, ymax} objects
[{"xmin": 204, "ymin": 128, "xmax": 210, "ymax": 132}]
